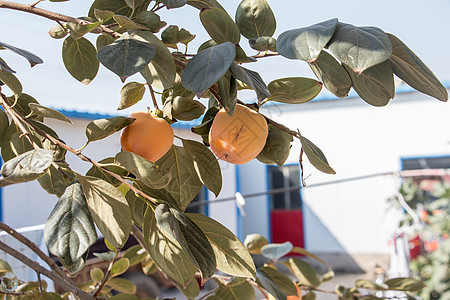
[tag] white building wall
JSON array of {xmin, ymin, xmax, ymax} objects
[{"xmin": 258, "ymin": 90, "xmax": 450, "ymax": 254}]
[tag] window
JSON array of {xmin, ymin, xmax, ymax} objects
[{"xmin": 268, "ymin": 165, "xmax": 301, "ymax": 210}]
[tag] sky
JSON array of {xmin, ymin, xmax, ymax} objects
[{"xmin": 1, "ymin": 0, "xmax": 449, "ymax": 115}]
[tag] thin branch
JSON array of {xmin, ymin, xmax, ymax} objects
[
  {"xmin": 93, "ymin": 249, "xmax": 119, "ymax": 297},
  {"xmin": 30, "ymin": 0, "xmax": 43, "ymax": 8},
  {"xmin": 148, "ymin": 84, "xmax": 160, "ymax": 110},
  {"xmin": 0, "ymin": 0, "xmax": 120, "ymax": 38},
  {"xmin": 0, "ymin": 222, "xmax": 69, "ymax": 281},
  {"xmin": 0, "ymin": 240, "xmax": 94, "ymax": 300},
  {"xmin": 130, "ymin": 224, "xmax": 146, "ymax": 250}
]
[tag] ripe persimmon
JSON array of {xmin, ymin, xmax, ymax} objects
[
  {"xmin": 209, "ymin": 104, "xmax": 268, "ymax": 164},
  {"xmin": 120, "ymin": 111, "xmax": 174, "ymax": 162}
]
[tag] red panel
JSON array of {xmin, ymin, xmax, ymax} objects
[{"xmin": 270, "ymin": 210, "xmax": 304, "ymax": 248}]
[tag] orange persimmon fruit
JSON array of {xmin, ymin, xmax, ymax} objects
[
  {"xmin": 209, "ymin": 104, "xmax": 268, "ymax": 164},
  {"xmin": 120, "ymin": 111, "xmax": 174, "ymax": 162}
]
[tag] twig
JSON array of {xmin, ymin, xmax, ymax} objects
[
  {"xmin": 148, "ymin": 84, "xmax": 160, "ymax": 110},
  {"xmin": 130, "ymin": 224, "xmax": 146, "ymax": 250},
  {"xmin": 0, "ymin": 222, "xmax": 69, "ymax": 282},
  {"xmin": 248, "ymin": 280, "xmax": 268, "ymax": 299},
  {"xmin": 0, "ymin": 0, "xmax": 120, "ymax": 38},
  {"xmin": 93, "ymin": 249, "xmax": 119, "ymax": 297},
  {"xmin": 0, "ymin": 240, "xmax": 94, "ymax": 300},
  {"xmin": 29, "ymin": 0, "xmax": 43, "ymax": 7}
]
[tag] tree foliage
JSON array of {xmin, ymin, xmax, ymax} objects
[{"xmin": 0, "ymin": 0, "xmax": 447, "ymax": 299}]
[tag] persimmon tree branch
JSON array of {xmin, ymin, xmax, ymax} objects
[
  {"xmin": 0, "ymin": 222, "xmax": 69, "ymax": 282},
  {"xmin": 0, "ymin": 0, "xmax": 120, "ymax": 38},
  {"xmin": 93, "ymin": 249, "xmax": 120, "ymax": 297},
  {"xmin": 0, "ymin": 240, "xmax": 94, "ymax": 300}
]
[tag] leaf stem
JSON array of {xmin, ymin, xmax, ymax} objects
[
  {"xmin": 0, "ymin": 240, "xmax": 94, "ymax": 300},
  {"xmin": 148, "ymin": 84, "xmax": 160, "ymax": 110}
]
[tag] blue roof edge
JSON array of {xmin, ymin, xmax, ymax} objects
[{"xmin": 54, "ymin": 80, "xmax": 450, "ymax": 124}]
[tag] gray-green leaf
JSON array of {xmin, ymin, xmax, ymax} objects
[
  {"xmin": 0, "ymin": 109, "xmax": 9, "ymax": 142},
  {"xmin": 44, "ymin": 180, "xmax": 98, "ymax": 267},
  {"xmin": 181, "ymin": 42, "xmax": 236, "ymax": 93},
  {"xmin": 200, "ymin": 7, "xmax": 241, "ymax": 44},
  {"xmin": 309, "ymin": 50, "xmax": 352, "ymax": 98},
  {"xmin": 299, "ymin": 135, "xmax": 335, "ymax": 175},
  {"xmin": 78, "ymin": 175, "xmax": 132, "ymax": 249},
  {"xmin": 261, "ymin": 241, "xmax": 292, "ymax": 262},
  {"xmin": 285, "ymin": 257, "xmax": 320, "ymax": 288},
  {"xmin": 230, "ymin": 63, "xmax": 270, "ymax": 103},
  {"xmin": 1, "ymin": 149, "xmax": 53, "ymax": 183},
  {"xmin": 267, "ymin": 77, "xmax": 322, "ymax": 104},
  {"xmin": 257, "ymin": 266, "xmax": 298, "ymax": 299},
  {"xmin": 188, "ymin": 213, "xmax": 256, "ymax": 279},
  {"xmin": 85, "ymin": 116, "xmax": 135, "ymax": 142},
  {"xmin": 67, "ymin": 21, "xmax": 102, "ymax": 40},
  {"xmin": 118, "ymin": 82, "xmax": 146, "ymax": 110},
  {"xmin": 142, "ymin": 206, "xmax": 197, "ymax": 285},
  {"xmin": 328, "ymin": 22, "xmax": 392, "ymax": 74},
  {"xmin": 182, "ymin": 139, "xmax": 222, "ymax": 196},
  {"xmin": 277, "ymin": 18, "xmax": 338, "ymax": 62},
  {"xmin": 344, "ymin": 61, "xmax": 394, "ymax": 106},
  {"xmin": 161, "ymin": 0, "xmax": 187, "ymax": 8},
  {"xmin": 215, "ymin": 277, "xmax": 255, "ymax": 300},
  {"xmin": 235, "ymin": 0, "xmax": 276, "ymax": 39},
  {"xmin": 97, "ymin": 33, "xmax": 156, "ymax": 82},
  {"xmin": 0, "ymin": 41, "xmax": 43, "ymax": 67},
  {"xmin": 388, "ymin": 33, "xmax": 448, "ymax": 101},
  {"xmin": 155, "ymin": 204, "xmax": 216, "ymax": 280},
  {"xmin": 62, "ymin": 36, "xmax": 99, "ymax": 85},
  {"xmin": 0, "ymin": 71, "xmax": 22, "ymax": 99},
  {"xmin": 28, "ymin": 103, "xmax": 72, "ymax": 123},
  {"xmin": 115, "ymin": 151, "xmax": 172, "ymax": 189}
]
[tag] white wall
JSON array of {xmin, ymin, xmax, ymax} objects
[{"xmin": 256, "ymin": 90, "xmax": 450, "ymax": 254}]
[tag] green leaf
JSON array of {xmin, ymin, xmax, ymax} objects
[
  {"xmin": 344, "ymin": 61, "xmax": 394, "ymax": 106},
  {"xmin": 384, "ymin": 277, "xmax": 425, "ymax": 292},
  {"xmin": 122, "ymin": 244, "xmax": 148, "ymax": 266},
  {"xmin": 285, "ymin": 258, "xmax": 320, "ymax": 288},
  {"xmin": 177, "ymin": 277, "xmax": 200, "ymax": 299},
  {"xmin": 111, "ymin": 258, "xmax": 130, "ymax": 277},
  {"xmin": 182, "ymin": 139, "xmax": 222, "ymax": 196},
  {"xmin": 142, "ymin": 206, "xmax": 197, "ymax": 285},
  {"xmin": 309, "ymin": 51, "xmax": 352, "ymax": 98},
  {"xmin": 44, "ymin": 180, "xmax": 97, "ymax": 267},
  {"xmin": 261, "ymin": 241, "xmax": 293, "ymax": 261},
  {"xmin": 181, "ymin": 42, "xmax": 236, "ymax": 93},
  {"xmin": 291, "ymin": 246, "xmax": 331, "ymax": 270},
  {"xmin": 38, "ymin": 164, "xmax": 72, "ymax": 198},
  {"xmin": 118, "ymin": 82, "xmax": 146, "ymax": 110},
  {"xmin": 124, "ymin": 0, "xmax": 146, "ymax": 10},
  {"xmin": 0, "ymin": 109, "xmax": 9, "ymax": 142},
  {"xmin": 88, "ymin": 0, "xmax": 134, "ymax": 22},
  {"xmin": 169, "ymin": 97, "xmax": 206, "ymax": 121},
  {"xmin": 109, "ymin": 295, "xmax": 139, "ymax": 300},
  {"xmin": 155, "ymin": 203, "xmax": 216, "ymax": 280},
  {"xmin": 0, "ymin": 71, "xmax": 22, "ymax": 99},
  {"xmin": 267, "ymin": 77, "xmax": 322, "ymax": 104},
  {"xmin": 299, "ymin": 135, "xmax": 335, "ymax": 175},
  {"xmin": 161, "ymin": 0, "xmax": 187, "ymax": 8},
  {"xmin": 115, "ymin": 151, "xmax": 172, "ymax": 189},
  {"xmin": 135, "ymin": 180, "xmax": 180, "ymax": 208},
  {"xmin": 78, "ymin": 175, "xmax": 132, "ymax": 249},
  {"xmin": 66, "ymin": 21, "xmax": 102, "ymax": 40},
  {"xmin": 135, "ymin": 11, "xmax": 167, "ymax": 33},
  {"xmin": 257, "ymin": 266, "xmax": 297, "ymax": 299},
  {"xmin": 107, "ymin": 277, "xmax": 137, "ymax": 294},
  {"xmin": 28, "ymin": 103, "xmax": 72, "ymax": 123},
  {"xmin": 215, "ymin": 277, "xmax": 255, "ymax": 300},
  {"xmin": 0, "ymin": 260, "xmax": 13, "ymax": 276},
  {"xmin": 0, "ymin": 41, "xmax": 43, "ymax": 67},
  {"xmin": 62, "ymin": 36, "xmax": 99, "ymax": 85},
  {"xmin": 200, "ymin": 7, "xmax": 241, "ymax": 44},
  {"xmin": 328, "ymin": 22, "xmax": 392, "ymax": 74},
  {"xmin": 230, "ymin": 63, "xmax": 270, "ymax": 103},
  {"xmin": 235, "ymin": 0, "xmax": 276, "ymax": 39},
  {"xmin": 249, "ymin": 36, "xmax": 277, "ymax": 52},
  {"xmin": 86, "ymin": 157, "xmax": 129, "ymax": 187},
  {"xmin": 93, "ymin": 251, "xmax": 116, "ymax": 261},
  {"xmin": 113, "ymin": 15, "xmax": 149, "ymax": 30},
  {"xmin": 187, "ymin": 0, "xmax": 225, "ymax": 10},
  {"xmin": 11, "ymin": 93, "xmax": 41, "ymax": 120},
  {"xmin": 8, "ymin": 131, "xmax": 42, "ymax": 160},
  {"xmin": 124, "ymin": 189, "xmax": 147, "ymax": 228},
  {"xmin": 96, "ymin": 34, "xmax": 116, "ymax": 51},
  {"xmin": 94, "ymin": 9, "xmax": 115, "ymax": 22},
  {"xmin": 85, "ymin": 116, "xmax": 135, "ymax": 142},
  {"xmin": 155, "ymin": 145, "xmax": 203, "ymax": 210},
  {"xmin": 388, "ymin": 33, "xmax": 448, "ymax": 101},
  {"xmin": 1, "ymin": 149, "xmax": 53, "ymax": 183},
  {"xmin": 90, "ymin": 268, "xmax": 104, "ymax": 283},
  {"xmin": 277, "ymin": 18, "xmax": 338, "ymax": 62},
  {"xmin": 217, "ymin": 74, "xmax": 237, "ymax": 114},
  {"xmin": 256, "ymin": 125, "xmax": 292, "ymax": 166},
  {"xmin": 97, "ymin": 33, "xmax": 156, "ymax": 82},
  {"xmin": 0, "ymin": 57, "xmax": 15, "ymax": 73},
  {"xmin": 302, "ymin": 292, "xmax": 316, "ymax": 300},
  {"xmin": 188, "ymin": 213, "xmax": 256, "ymax": 279},
  {"xmin": 355, "ymin": 279, "xmax": 388, "ymax": 291},
  {"xmin": 135, "ymin": 30, "xmax": 176, "ymax": 89}
]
